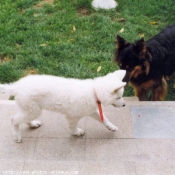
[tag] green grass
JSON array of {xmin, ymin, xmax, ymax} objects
[{"xmin": 0, "ymin": 0, "xmax": 175, "ymax": 100}]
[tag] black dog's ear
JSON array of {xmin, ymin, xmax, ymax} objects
[
  {"xmin": 116, "ymin": 35, "xmax": 130, "ymax": 50},
  {"xmin": 133, "ymin": 38, "xmax": 146, "ymax": 54}
]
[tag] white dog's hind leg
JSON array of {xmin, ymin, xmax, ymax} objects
[
  {"xmin": 26, "ymin": 105, "xmax": 42, "ymax": 129},
  {"xmin": 11, "ymin": 103, "xmax": 42, "ymax": 143},
  {"xmin": 66, "ymin": 117, "xmax": 85, "ymax": 136},
  {"xmin": 11, "ymin": 115, "xmax": 22, "ymax": 143}
]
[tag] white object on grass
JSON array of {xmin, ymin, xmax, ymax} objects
[{"xmin": 92, "ymin": 0, "xmax": 118, "ymax": 10}]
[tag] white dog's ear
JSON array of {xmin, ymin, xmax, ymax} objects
[
  {"xmin": 111, "ymin": 82, "xmax": 126, "ymax": 94},
  {"xmin": 115, "ymin": 70, "xmax": 126, "ymax": 81}
]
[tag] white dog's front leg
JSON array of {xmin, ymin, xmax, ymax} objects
[
  {"xmin": 66, "ymin": 117, "xmax": 85, "ymax": 136},
  {"xmin": 103, "ymin": 116, "xmax": 118, "ymax": 131},
  {"xmin": 92, "ymin": 111, "xmax": 118, "ymax": 131}
]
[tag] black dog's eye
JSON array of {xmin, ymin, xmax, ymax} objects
[{"xmin": 119, "ymin": 63, "xmax": 122, "ymax": 67}]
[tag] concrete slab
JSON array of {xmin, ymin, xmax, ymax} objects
[
  {"xmin": 85, "ymin": 139, "xmax": 136, "ymax": 162},
  {"xmin": 33, "ymin": 138, "xmax": 86, "ymax": 161},
  {"xmin": 131, "ymin": 106, "xmax": 175, "ymax": 138},
  {"xmin": 23, "ymin": 160, "xmax": 136, "ymax": 175},
  {"xmin": 0, "ymin": 137, "xmax": 37, "ymax": 160},
  {"xmin": 23, "ymin": 160, "xmax": 80, "ymax": 174},
  {"xmin": 79, "ymin": 161, "xmax": 136, "ymax": 175},
  {"xmin": 135, "ymin": 160, "xmax": 175, "ymax": 175},
  {"xmin": 0, "ymin": 160, "xmax": 24, "ymax": 173},
  {"xmin": 0, "ymin": 98, "xmax": 175, "ymax": 174},
  {"xmin": 85, "ymin": 138, "xmax": 175, "ymax": 162}
]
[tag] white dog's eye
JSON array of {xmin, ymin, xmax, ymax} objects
[{"xmin": 117, "ymin": 97, "xmax": 121, "ymax": 100}]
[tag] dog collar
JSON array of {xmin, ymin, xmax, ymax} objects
[{"xmin": 94, "ymin": 90, "xmax": 104, "ymax": 122}]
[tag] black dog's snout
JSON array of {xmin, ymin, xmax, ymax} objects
[{"xmin": 122, "ymin": 70, "xmax": 130, "ymax": 83}]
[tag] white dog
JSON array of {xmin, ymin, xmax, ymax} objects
[{"xmin": 0, "ymin": 70, "xmax": 126, "ymax": 143}]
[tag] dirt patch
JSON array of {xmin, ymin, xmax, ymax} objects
[
  {"xmin": 19, "ymin": 0, "xmax": 54, "ymax": 13},
  {"xmin": 0, "ymin": 56, "xmax": 10, "ymax": 64},
  {"xmin": 77, "ymin": 8, "xmax": 91, "ymax": 16},
  {"xmin": 34, "ymin": 0, "xmax": 54, "ymax": 8},
  {"xmin": 23, "ymin": 69, "xmax": 38, "ymax": 76}
]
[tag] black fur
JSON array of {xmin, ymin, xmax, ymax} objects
[{"xmin": 115, "ymin": 25, "xmax": 175, "ymax": 101}]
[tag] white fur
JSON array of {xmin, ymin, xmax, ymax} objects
[
  {"xmin": 0, "ymin": 70, "xmax": 126, "ymax": 142},
  {"xmin": 92, "ymin": 0, "xmax": 118, "ymax": 10}
]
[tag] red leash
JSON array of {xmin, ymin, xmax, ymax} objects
[{"xmin": 94, "ymin": 91, "xmax": 104, "ymax": 122}]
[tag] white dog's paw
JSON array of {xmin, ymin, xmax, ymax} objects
[
  {"xmin": 106, "ymin": 124, "xmax": 118, "ymax": 132},
  {"xmin": 14, "ymin": 134, "xmax": 22, "ymax": 143},
  {"xmin": 28, "ymin": 120, "xmax": 42, "ymax": 128},
  {"xmin": 72, "ymin": 128, "xmax": 85, "ymax": 136}
]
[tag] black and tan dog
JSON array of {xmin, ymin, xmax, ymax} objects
[{"xmin": 115, "ymin": 25, "xmax": 175, "ymax": 101}]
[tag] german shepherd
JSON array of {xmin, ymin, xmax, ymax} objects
[{"xmin": 115, "ymin": 24, "xmax": 175, "ymax": 101}]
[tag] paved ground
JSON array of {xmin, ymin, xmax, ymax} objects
[{"xmin": 0, "ymin": 97, "xmax": 175, "ymax": 175}]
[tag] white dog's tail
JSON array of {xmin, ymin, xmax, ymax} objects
[{"xmin": 0, "ymin": 84, "xmax": 15, "ymax": 98}]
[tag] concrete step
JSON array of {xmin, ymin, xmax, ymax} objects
[{"xmin": 0, "ymin": 98, "xmax": 175, "ymax": 174}]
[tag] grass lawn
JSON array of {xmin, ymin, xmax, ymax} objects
[{"xmin": 0, "ymin": 0, "xmax": 175, "ymax": 100}]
